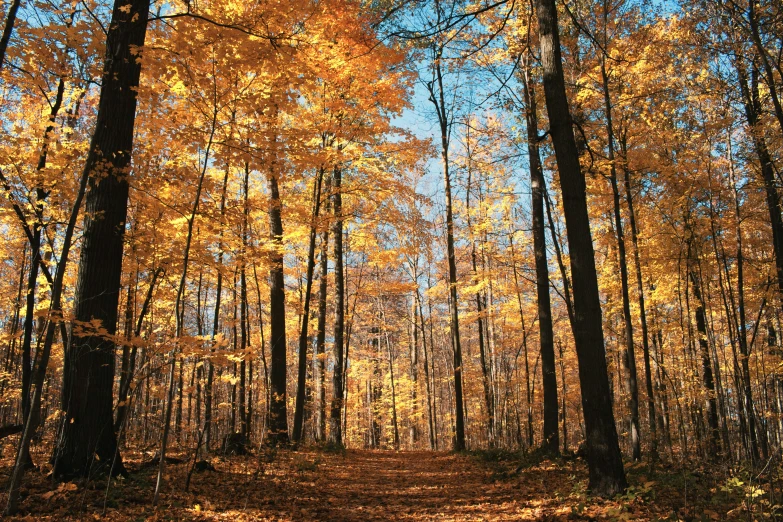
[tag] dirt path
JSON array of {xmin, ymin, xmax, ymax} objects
[
  {"xmin": 183, "ymin": 449, "xmax": 573, "ymax": 521},
  {"xmin": 287, "ymin": 450, "xmax": 529, "ymax": 520},
  {"xmin": 1, "ymin": 448, "xmax": 680, "ymax": 520}
]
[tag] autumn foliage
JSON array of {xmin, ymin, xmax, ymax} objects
[{"xmin": 0, "ymin": 0, "xmax": 782, "ymax": 518}]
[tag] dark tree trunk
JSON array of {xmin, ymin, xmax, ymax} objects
[
  {"xmin": 314, "ymin": 176, "xmax": 331, "ymax": 442},
  {"xmin": 205, "ymin": 165, "xmax": 230, "ymax": 451},
  {"xmin": 620, "ymin": 135, "xmax": 657, "ymax": 460},
  {"xmin": 409, "ymin": 297, "xmax": 419, "ymax": 446},
  {"xmin": 737, "ymin": 59, "xmax": 783, "ymax": 305},
  {"xmin": 427, "ymin": 46, "xmax": 466, "ymax": 451},
  {"xmin": 293, "ymin": 167, "xmax": 324, "ymax": 442},
  {"xmin": 0, "ymin": 0, "xmax": 21, "ymax": 70},
  {"xmin": 534, "ymin": 0, "xmax": 626, "ymax": 495},
  {"xmin": 747, "ymin": 0, "xmax": 783, "ymax": 137},
  {"xmin": 329, "ymin": 165, "xmax": 345, "ymax": 446},
  {"xmin": 729, "ymin": 157, "xmax": 761, "ymax": 462},
  {"xmin": 266, "ymin": 141, "xmax": 289, "ymax": 445},
  {"xmin": 53, "ymin": 0, "xmax": 149, "ymax": 479},
  {"xmin": 239, "ymin": 163, "xmax": 251, "ymax": 439},
  {"xmin": 521, "ymin": 54, "xmax": 559, "ymax": 455},
  {"xmin": 417, "ymin": 289, "xmax": 436, "ymax": 450},
  {"xmin": 465, "ymin": 146, "xmax": 494, "ymax": 445},
  {"xmin": 600, "ymin": 57, "xmax": 640, "ymax": 461},
  {"xmin": 688, "ymin": 266, "xmax": 721, "ymax": 459}
]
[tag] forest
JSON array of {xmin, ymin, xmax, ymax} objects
[{"xmin": 0, "ymin": 0, "xmax": 781, "ymax": 518}]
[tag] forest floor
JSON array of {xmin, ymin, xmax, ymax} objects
[{"xmin": 0, "ymin": 443, "xmax": 774, "ymax": 520}]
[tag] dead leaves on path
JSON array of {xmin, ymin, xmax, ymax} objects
[{"xmin": 0, "ymin": 448, "xmax": 762, "ymax": 520}]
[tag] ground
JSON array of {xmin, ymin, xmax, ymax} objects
[{"xmin": 0, "ymin": 445, "xmax": 771, "ymax": 520}]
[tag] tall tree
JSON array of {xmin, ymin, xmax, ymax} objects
[
  {"xmin": 600, "ymin": 30, "xmax": 641, "ymax": 460},
  {"xmin": 267, "ymin": 122, "xmax": 289, "ymax": 445},
  {"xmin": 534, "ymin": 0, "xmax": 626, "ymax": 495},
  {"xmin": 425, "ymin": 33, "xmax": 466, "ymax": 452},
  {"xmin": 53, "ymin": 0, "xmax": 150, "ymax": 479},
  {"xmin": 329, "ymin": 164, "xmax": 345, "ymax": 446},
  {"xmin": 293, "ymin": 166, "xmax": 325, "ymax": 442},
  {"xmin": 521, "ymin": 50, "xmax": 559, "ymax": 455}
]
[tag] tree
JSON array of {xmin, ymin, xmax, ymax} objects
[
  {"xmin": 53, "ymin": 0, "xmax": 150, "ymax": 479},
  {"xmin": 534, "ymin": 0, "xmax": 627, "ymax": 495}
]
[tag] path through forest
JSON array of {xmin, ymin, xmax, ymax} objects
[
  {"xmin": 2, "ymin": 446, "xmax": 736, "ymax": 520},
  {"xmin": 270, "ymin": 450, "xmax": 530, "ymax": 520}
]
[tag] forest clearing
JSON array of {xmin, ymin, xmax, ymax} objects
[{"xmin": 0, "ymin": 0, "xmax": 783, "ymax": 518}]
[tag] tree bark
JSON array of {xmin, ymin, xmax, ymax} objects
[
  {"xmin": 53, "ymin": 0, "xmax": 149, "ymax": 479},
  {"xmin": 600, "ymin": 56, "xmax": 640, "ymax": 461},
  {"xmin": 293, "ymin": 167, "xmax": 325, "ymax": 442},
  {"xmin": 267, "ymin": 130, "xmax": 289, "ymax": 445},
  {"xmin": 521, "ymin": 53, "xmax": 559, "ymax": 455},
  {"xmin": 427, "ymin": 45, "xmax": 466, "ymax": 451},
  {"xmin": 534, "ymin": 0, "xmax": 626, "ymax": 495},
  {"xmin": 314, "ymin": 175, "xmax": 332, "ymax": 442},
  {"xmin": 329, "ymin": 165, "xmax": 345, "ymax": 446}
]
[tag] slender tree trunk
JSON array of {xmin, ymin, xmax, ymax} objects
[
  {"xmin": 521, "ymin": 53, "xmax": 559, "ymax": 454},
  {"xmin": 543, "ymin": 185, "xmax": 575, "ymax": 329},
  {"xmin": 427, "ymin": 46, "xmax": 466, "ymax": 451},
  {"xmin": 267, "ymin": 129, "xmax": 289, "ymax": 445},
  {"xmin": 687, "ymin": 240, "xmax": 721, "ymax": 459},
  {"xmin": 329, "ymin": 165, "xmax": 345, "ymax": 446},
  {"xmin": 315, "ymin": 176, "xmax": 332, "ymax": 442},
  {"xmin": 417, "ymin": 288, "xmax": 436, "ymax": 450},
  {"xmin": 0, "ymin": 0, "xmax": 21, "ymax": 70},
  {"xmin": 600, "ymin": 57, "xmax": 640, "ymax": 461},
  {"xmin": 736, "ymin": 58, "xmax": 783, "ymax": 305},
  {"xmin": 410, "ymin": 295, "xmax": 419, "ymax": 446},
  {"xmin": 465, "ymin": 149, "xmax": 494, "ymax": 445},
  {"xmin": 205, "ymin": 165, "xmax": 230, "ymax": 452},
  {"xmin": 239, "ymin": 163, "xmax": 251, "ymax": 438},
  {"xmin": 385, "ymin": 328, "xmax": 400, "ymax": 450},
  {"xmin": 154, "ymin": 101, "xmax": 217, "ymax": 504},
  {"xmin": 293, "ymin": 167, "xmax": 325, "ymax": 442},
  {"xmin": 115, "ymin": 267, "xmax": 162, "ymax": 434},
  {"xmin": 729, "ymin": 150, "xmax": 760, "ymax": 462},
  {"xmin": 535, "ymin": 0, "xmax": 626, "ymax": 494},
  {"xmin": 747, "ymin": 0, "xmax": 783, "ymax": 138},
  {"xmin": 6, "ymin": 139, "xmax": 89, "ymax": 514},
  {"xmin": 620, "ymin": 135, "xmax": 657, "ymax": 460}
]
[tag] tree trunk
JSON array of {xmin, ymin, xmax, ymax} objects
[
  {"xmin": 620, "ymin": 134, "xmax": 657, "ymax": 460},
  {"xmin": 534, "ymin": 0, "xmax": 626, "ymax": 495},
  {"xmin": 465, "ymin": 143, "xmax": 494, "ymax": 446},
  {"xmin": 737, "ymin": 58, "xmax": 783, "ymax": 305},
  {"xmin": 410, "ymin": 295, "xmax": 419, "ymax": 446},
  {"xmin": 600, "ymin": 57, "xmax": 640, "ymax": 461},
  {"xmin": 521, "ymin": 53, "xmax": 559, "ymax": 455},
  {"xmin": 293, "ymin": 167, "xmax": 325, "ymax": 442},
  {"xmin": 266, "ymin": 133, "xmax": 289, "ymax": 445},
  {"xmin": 6, "ymin": 136, "xmax": 89, "ymax": 514},
  {"xmin": 427, "ymin": 46, "xmax": 466, "ymax": 451},
  {"xmin": 314, "ymin": 176, "xmax": 331, "ymax": 442},
  {"xmin": 329, "ymin": 165, "xmax": 345, "ymax": 446},
  {"xmin": 205, "ymin": 165, "xmax": 230, "ymax": 451},
  {"xmin": 53, "ymin": 0, "xmax": 149, "ymax": 479},
  {"xmin": 239, "ymin": 163, "xmax": 251, "ymax": 439}
]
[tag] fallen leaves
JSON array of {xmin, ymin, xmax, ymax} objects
[{"xmin": 0, "ymin": 447, "xmax": 767, "ymax": 520}]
